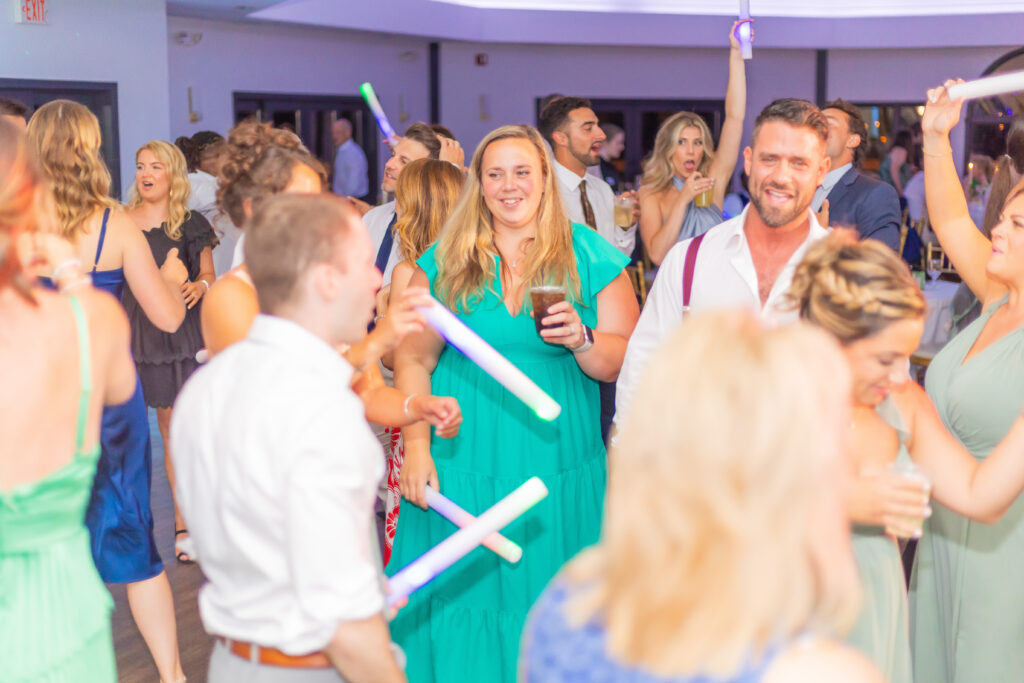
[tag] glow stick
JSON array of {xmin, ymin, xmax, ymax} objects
[
  {"xmin": 388, "ymin": 477, "xmax": 548, "ymax": 606},
  {"xmin": 359, "ymin": 82, "xmax": 400, "ymax": 146},
  {"xmin": 944, "ymin": 71, "xmax": 1024, "ymax": 102},
  {"xmin": 425, "ymin": 486, "xmax": 522, "ymax": 563},
  {"xmin": 737, "ymin": 1, "xmax": 752, "ymax": 61},
  {"xmin": 417, "ymin": 298, "xmax": 561, "ymax": 421}
]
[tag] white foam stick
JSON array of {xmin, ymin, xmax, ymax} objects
[
  {"xmin": 738, "ymin": 0, "xmax": 752, "ymax": 60},
  {"xmin": 425, "ymin": 486, "xmax": 522, "ymax": 563},
  {"xmin": 388, "ymin": 477, "xmax": 548, "ymax": 606},
  {"xmin": 416, "ymin": 298, "xmax": 561, "ymax": 421},
  {"xmin": 945, "ymin": 70, "xmax": 1024, "ymax": 102}
]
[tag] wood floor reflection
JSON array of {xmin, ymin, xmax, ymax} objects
[{"xmin": 110, "ymin": 410, "xmax": 211, "ymax": 682}]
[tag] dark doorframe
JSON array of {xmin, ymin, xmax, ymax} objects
[
  {"xmin": 232, "ymin": 91, "xmax": 380, "ymax": 201},
  {"xmin": 0, "ymin": 78, "xmax": 121, "ymax": 196}
]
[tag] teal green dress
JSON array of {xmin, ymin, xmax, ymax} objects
[
  {"xmin": 910, "ymin": 296, "xmax": 1024, "ymax": 682},
  {"xmin": 846, "ymin": 396, "xmax": 913, "ymax": 683},
  {"xmin": 0, "ymin": 295, "xmax": 116, "ymax": 682},
  {"xmin": 387, "ymin": 225, "xmax": 628, "ymax": 683}
]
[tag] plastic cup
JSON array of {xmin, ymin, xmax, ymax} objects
[
  {"xmin": 530, "ymin": 286, "xmax": 566, "ymax": 335},
  {"xmin": 613, "ymin": 195, "xmax": 634, "ymax": 228},
  {"xmin": 694, "ymin": 189, "xmax": 713, "ymax": 208},
  {"xmin": 885, "ymin": 460, "xmax": 931, "ymax": 539}
]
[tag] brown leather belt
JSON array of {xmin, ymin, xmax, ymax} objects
[{"xmin": 217, "ymin": 636, "xmax": 331, "ymax": 668}]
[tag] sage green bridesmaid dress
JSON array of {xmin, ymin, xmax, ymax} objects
[
  {"xmin": 910, "ymin": 296, "xmax": 1024, "ymax": 682},
  {"xmin": 846, "ymin": 396, "xmax": 913, "ymax": 683},
  {"xmin": 0, "ymin": 295, "xmax": 116, "ymax": 682}
]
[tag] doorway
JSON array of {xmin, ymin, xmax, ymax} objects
[
  {"xmin": 0, "ymin": 78, "xmax": 121, "ymax": 196},
  {"xmin": 233, "ymin": 92, "xmax": 381, "ymax": 202}
]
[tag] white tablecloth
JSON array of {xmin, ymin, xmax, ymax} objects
[{"xmin": 921, "ymin": 279, "xmax": 959, "ymax": 347}]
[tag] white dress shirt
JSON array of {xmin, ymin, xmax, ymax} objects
[
  {"xmin": 363, "ymin": 200, "xmax": 400, "ymax": 285},
  {"xmin": 188, "ymin": 170, "xmax": 241, "ymax": 277},
  {"xmin": 904, "ymin": 171, "xmax": 925, "ymax": 223},
  {"xmin": 553, "ymin": 159, "xmax": 636, "ymax": 256},
  {"xmin": 171, "ymin": 315, "xmax": 385, "ymax": 653},
  {"xmin": 812, "ymin": 162, "xmax": 852, "ymax": 211},
  {"xmin": 332, "ymin": 139, "xmax": 370, "ymax": 198},
  {"xmin": 614, "ymin": 206, "xmax": 829, "ymax": 433}
]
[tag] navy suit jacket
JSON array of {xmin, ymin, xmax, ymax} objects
[{"xmin": 825, "ymin": 167, "xmax": 901, "ymax": 253}]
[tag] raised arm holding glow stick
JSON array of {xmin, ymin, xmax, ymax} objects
[
  {"xmin": 943, "ymin": 70, "xmax": 1024, "ymax": 102},
  {"xmin": 416, "ymin": 297, "xmax": 562, "ymax": 421},
  {"xmin": 360, "ymin": 82, "xmax": 400, "ymax": 146},
  {"xmin": 737, "ymin": 0, "xmax": 752, "ymax": 60},
  {"xmin": 425, "ymin": 485, "xmax": 523, "ymax": 563},
  {"xmin": 388, "ymin": 477, "xmax": 548, "ymax": 606}
]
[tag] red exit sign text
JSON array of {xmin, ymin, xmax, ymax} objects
[{"xmin": 19, "ymin": 0, "xmax": 47, "ymax": 24}]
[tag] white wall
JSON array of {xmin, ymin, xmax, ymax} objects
[
  {"xmin": 166, "ymin": 16, "xmax": 432, "ymax": 186},
  {"xmin": 0, "ymin": 0, "xmax": 171, "ymax": 197}
]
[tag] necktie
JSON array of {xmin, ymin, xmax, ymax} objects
[
  {"xmin": 368, "ymin": 213, "xmax": 397, "ymax": 332},
  {"xmin": 374, "ymin": 213, "xmax": 397, "ymax": 275},
  {"xmin": 579, "ymin": 179, "xmax": 597, "ymax": 230}
]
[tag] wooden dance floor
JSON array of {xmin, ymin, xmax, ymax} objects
[{"xmin": 110, "ymin": 411, "xmax": 212, "ymax": 682}]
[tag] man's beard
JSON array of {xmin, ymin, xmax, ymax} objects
[
  {"xmin": 573, "ymin": 146, "xmax": 601, "ymax": 168},
  {"xmin": 749, "ymin": 182, "xmax": 809, "ymax": 228}
]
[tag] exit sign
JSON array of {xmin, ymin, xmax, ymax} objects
[{"xmin": 16, "ymin": 0, "xmax": 47, "ymax": 23}]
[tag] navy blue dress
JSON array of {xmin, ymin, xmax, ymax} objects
[{"xmin": 71, "ymin": 209, "xmax": 164, "ymax": 583}]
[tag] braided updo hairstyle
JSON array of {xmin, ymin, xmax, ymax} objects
[
  {"xmin": 217, "ymin": 119, "xmax": 325, "ymax": 227},
  {"xmin": 788, "ymin": 232, "xmax": 926, "ymax": 344}
]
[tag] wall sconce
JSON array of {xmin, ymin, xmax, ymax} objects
[
  {"xmin": 479, "ymin": 94, "xmax": 490, "ymax": 121},
  {"xmin": 398, "ymin": 93, "xmax": 410, "ymax": 123},
  {"xmin": 173, "ymin": 31, "xmax": 203, "ymax": 46},
  {"xmin": 187, "ymin": 87, "xmax": 201, "ymax": 123}
]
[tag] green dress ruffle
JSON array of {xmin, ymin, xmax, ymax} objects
[{"xmin": 386, "ymin": 225, "xmax": 628, "ymax": 683}]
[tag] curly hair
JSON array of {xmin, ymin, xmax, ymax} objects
[
  {"xmin": 26, "ymin": 100, "xmax": 117, "ymax": 239},
  {"xmin": 175, "ymin": 131, "xmax": 224, "ymax": 174},
  {"xmin": 394, "ymin": 158, "xmax": 465, "ymax": 263},
  {"xmin": 127, "ymin": 140, "xmax": 192, "ymax": 241},
  {"xmin": 217, "ymin": 119, "xmax": 324, "ymax": 227},
  {"xmin": 787, "ymin": 231, "xmax": 926, "ymax": 343}
]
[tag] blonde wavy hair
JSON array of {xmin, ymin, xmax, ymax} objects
[
  {"xmin": 395, "ymin": 158, "xmax": 465, "ymax": 262},
  {"xmin": 433, "ymin": 125, "xmax": 579, "ymax": 313},
  {"xmin": 562, "ymin": 311, "xmax": 858, "ymax": 678},
  {"xmin": 788, "ymin": 231, "xmax": 926, "ymax": 344},
  {"xmin": 26, "ymin": 100, "xmax": 117, "ymax": 238},
  {"xmin": 127, "ymin": 140, "xmax": 192, "ymax": 241},
  {"xmin": 640, "ymin": 112, "xmax": 716, "ymax": 194}
]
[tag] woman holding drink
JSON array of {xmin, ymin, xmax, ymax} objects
[
  {"xmin": 637, "ymin": 21, "xmax": 748, "ymax": 265},
  {"xmin": 908, "ymin": 80, "xmax": 1024, "ymax": 683},
  {"xmin": 389, "ymin": 124, "xmax": 639, "ymax": 683},
  {"xmin": 788, "ymin": 232, "xmax": 1024, "ymax": 683}
]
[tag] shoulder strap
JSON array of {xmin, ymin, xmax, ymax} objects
[
  {"xmin": 67, "ymin": 294, "xmax": 92, "ymax": 454},
  {"xmin": 681, "ymin": 232, "xmax": 706, "ymax": 313},
  {"xmin": 92, "ymin": 208, "xmax": 111, "ymax": 272}
]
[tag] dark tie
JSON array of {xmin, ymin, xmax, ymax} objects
[
  {"xmin": 368, "ymin": 213, "xmax": 397, "ymax": 332},
  {"xmin": 578, "ymin": 180, "xmax": 597, "ymax": 230},
  {"xmin": 374, "ymin": 213, "xmax": 397, "ymax": 275}
]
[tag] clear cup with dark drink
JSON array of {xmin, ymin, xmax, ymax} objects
[{"xmin": 530, "ymin": 285, "xmax": 566, "ymax": 335}]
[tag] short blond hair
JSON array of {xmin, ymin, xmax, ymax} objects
[
  {"xmin": 565, "ymin": 311, "xmax": 858, "ymax": 677},
  {"xmin": 244, "ymin": 193, "xmax": 355, "ymax": 313}
]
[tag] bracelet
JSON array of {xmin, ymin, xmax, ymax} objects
[
  {"xmin": 403, "ymin": 393, "xmax": 418, "ymax": 420},
  {"xmin": 60, "ymin": 275, "xmax": 92, "ymax": 293},
  {"xmin": 51, "ymin": 258, "xmax": 83, "ymax": 282},
  {"xmin": 200, "ymin": 279, "xmax": 210, "ymax": 291}
]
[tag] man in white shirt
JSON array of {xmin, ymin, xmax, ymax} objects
[
  {"xmin": 171, "ymin": 194, "xmax": 405, "ymax": 682},
  {"xmin": 615, "ymin": 99, "xmax": 833, "ymax": 431},
  {"xmin": 539, "ymin": 96, "xmax": 637, "ymax": 257},
  {"xmin": 332, "ymin": 119, "xmax": 370, "ymax": 200},
  {"xmin": 350, "ymin": 122, "xmax": 442, "ymax": 287}
]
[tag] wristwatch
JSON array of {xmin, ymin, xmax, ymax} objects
[{"xmin": 572, "ymin": 324, "xmax": 594, "ymax": 354}]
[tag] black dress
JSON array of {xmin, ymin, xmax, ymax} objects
[{"xmin": 123, "ymin": 212, "xmax": 217, "ymax": 408}]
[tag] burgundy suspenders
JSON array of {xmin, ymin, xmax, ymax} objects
[{"xmin": 681, "ymin": 233, "xmax": 706, "ymax": 313}]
